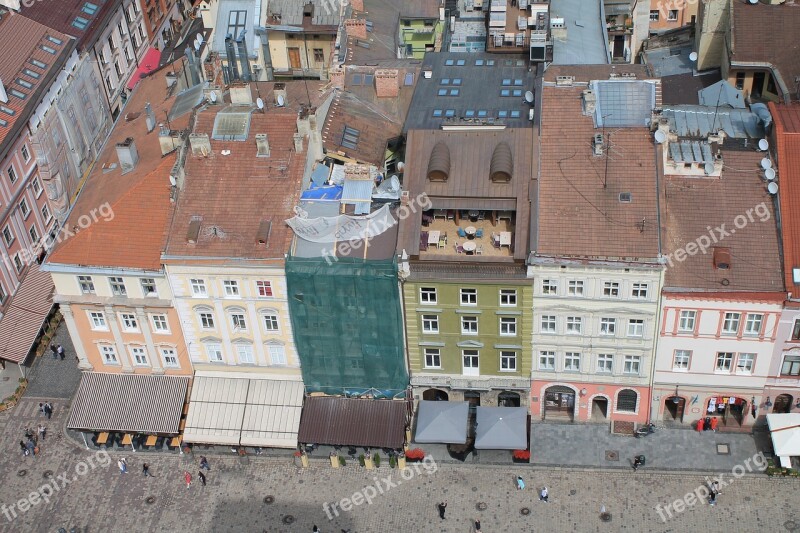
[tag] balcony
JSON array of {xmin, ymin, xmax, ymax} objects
[{"xmin": 418, "ymin": 210, "xmax": 516, "ymax": 259}]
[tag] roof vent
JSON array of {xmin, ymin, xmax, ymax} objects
[
  {"xmin": 144, "ymin": 102, "xmax": 156, "ymax": 132},
  {"xmin": 489, "ymin": 142, "xmax": 513, "ymax": 182},
  {"xmin": 713, "ymin": 247, "xmax": 731, "ymax": 270},
  {"xmin": 115, "ymin": 137, "xmax": 139, "ymax": 174},
  {"xmin": 619, "ymin": 192, "xmax": 632, "ymax": 203},
  {"xmin": 556, "ymin": 75, "xmax": 574, "ymax": 86},
  {"xmin": 187, "ymin": 217, "xmax": 202, "ymax": 244},
  {"xmin": 189, "ymin": 133, "xmax": 211, "ymax": 156},
  {"xmin": 427, "ymin": 141, "xmax": 450, "ymax": 181},
  {"xmin": 256, "ymin": 133, "xmax": 270, "ymax": 157},
  {"xmin": 593, "ymin": 134, "xmax": 604, "ymax": 156}
]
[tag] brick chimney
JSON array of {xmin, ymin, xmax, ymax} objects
[
  {"xmin": 330, "ymin": 67, "xmax": 345, "ymax": 89},
  {"xmin": 344, "ymin": 163, "xmax": 371, "ymax": 181},
  {"xmin": 345, "ymin": 19, "xmax": 367, "ymax": 40},
  {"xmin": 375, "ymin": 69, "xmax": 399, "ymax": 98},
  {"xmin": 350, "ymin": 0, "xmax": 364, "ymax": 11}
]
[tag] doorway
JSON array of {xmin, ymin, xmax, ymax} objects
[
  {"xmin": 423, "ymin": 388, "xmax": 449, "ymax": 401},
  {"xmin": 663, "ymin": 396, "xmax": 686, "ymax": 424},
  {"xmin": 498, "ymin": 391, "xmax": 521, "ymax": 407},
  {"xmin": 773, "ymin": 394, "xmax": 793, "ymax": 414},
  {"xmin": 752, "ymin": 72, "xmax": 766, "ymax": 98},
  {"xmin": 288, "ymin": 47, "xmax": 302, "ymax": 69},
  {"xmin": 709, "ymin": 397, "xmax": 747, "ymax": 426},
  {"xmin": 612, "ymin": 35, "xmax": 625, "ymax": 59},
  {"xmin": 543, "ymin": 386, "xmax": 575, "ymax": 421},
  {"xmin": 591, "ymin": 397, "xmax": 608, "ymax": 422}
]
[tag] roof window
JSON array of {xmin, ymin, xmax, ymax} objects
[
  {"xmin": 341, "ymin": 125, "xmax": 360, "ymax": 150},
  {"xmin": 47, "ymin": 35, "xmax": 63, "ymax": 45},
  {"xmin": 41, "ymin": 45, "xmax": 56, "ymax": 54},
  {"xmin": 31, "ymin": 59, "xmax": 47, "ymax": 69},
  {"xmin": 445, "ymin": 59, "xmax": 454, "ymax": 66},
  {"xmin": 23, "ymin": 68, "xmax": 40, "ymax": 79},
  {"xmin": 72, "ymin": 17, "xmax": 90, "ymax": 30},
  {"xmin": 432, "ymin": 109, "xmax": 443, "ymax": 117},
  {"xmin": 444, "ymin": 109, "xmax": 455, "ymax": 117},
  {"xmin": 82, "ymin": 2, "xmax": 98, "ymax": 15}
]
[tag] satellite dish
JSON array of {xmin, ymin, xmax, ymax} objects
[
  {"xmin": 524, "ymin": 91, "xmax": 534, "ymax": 104},
  {"xmin": 758, "ymin": 138, "xmax": 769, "ymax": 151},
  {"xmin": 209, "ymin": 91, "xmax": 217, "ymax": 103},
  {"xmin": 276, "ymin": 94, "xmax": 285, "ymax": 107},
  {"xmin": 396, "ymin": 161, "xmax": 405, "ymax": 172},
  {"xmin": 748, "ymin": 0, "xmax": 758, "ymax": 4},
  {"xmin": 689, "ymin": 52, "xmax": 698, "ymax": 62},
  {"xmin": 196, "ymin": 32, "xmax": 203, "ymax": 44},
  {"xmin": 765, "ymin": 168, "xmax": 776, "ymax": 180},
  {"xmin": 169, "ymin": 175, "xmax": 177, "ymax": 186},
  {"xmin": 768, "ymin": 182, "xmax": 778, "ymax": 194},
  {"xmin": 704, "ymin": 163, "xmax": 715, "ymax": 175},
  {"xmin": 761, "ymin": 158, "xmax": 772, "ymax": 170},
  {"xmin": 194, "ymin": 41, "xmax": 201, "ymax": 51},
  {"xmin": 654, "ymin": 130, "xmax": 667, "ymax": 144},
  {"xmin": 256, "ymin": 97, "xmax": 264, "ymax": 110}
]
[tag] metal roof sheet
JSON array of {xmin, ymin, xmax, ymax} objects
[
  {"xmin": 298, "ymin": 396, "xmax": 406, "ymax": 448},
  {"xmin": 662, "ymin": 106, "xmax": 766, "ymax": 139},
  {"xmin": 593, "ymin": 80, "xmax": 656, "ymax": 128},
  {"xmin": 168, "ymin": 82, "xmax": 207, "ymax": 121}
]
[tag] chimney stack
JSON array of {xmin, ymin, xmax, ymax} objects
[
  {"xmin": 329, "ymin": 67, "xmax": 344, "ymax": 89},
  {"xmin": 350, "ymin": 0, "xmax": 364, "ymax": 11},
  {"xmin": 256, "ymin": 134, "xmax": 270, "ymax": 157},
  {"xmin": 115, "ymin": 137, "xmax": 139, "ymax": 174},
  {"xmin": 145, "ymin": 102, "xmax": 156, "ymax": 132},
  {"xmin": 345, "ymin": 19, "xmax": 368, "ymax": 40},
  {"xmin": 189, "ymin": 133, "xmax": 211, "ymax": 156},
  {"xmin": 229, "ymin": 83, "xmax": 253, "ymax": 105},
  {"xmin": 375, "ymin": 69, "xmax": 399, "ymax": 98},
  {"xmin": 293, "ymin": 133, "xmax": 304, "ymax": 152}
]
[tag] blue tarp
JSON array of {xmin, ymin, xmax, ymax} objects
[{"xmin": 300, "ymin": 185, "xmax": 343, "ymax": 201}]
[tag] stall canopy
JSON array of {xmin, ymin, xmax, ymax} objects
[
  {"xmin": 414, "ymin": 400, "xmax": 469, "ymax": 444},
  {"xmin": 474, "ymin": 406, "xmax": 528, "ymax": 450},
  {"xmin": 183, "ymin": 374, "xmax": 304, "ymax": 448},
  {"xmin": 767, "ymin": 413, "xmax": 800, "ymax": 460},
  {"xmin": 298, "ymin": 396, "xmax": 406, "ymax": 449},
  {"xmin": 0, "ymin": 264, "xmax": 54, "ymax": 364},
  {"xmin": 68, "ymin": 373, "xmax": 189, "ymax": 434},
  {"xmin": 126, "ymin": 48, "xmax": 163, "ymax": 91}
]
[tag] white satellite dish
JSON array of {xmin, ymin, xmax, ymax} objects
[
  {"xmin": 765, "ymin": 168, "xmax": 776, "ymax": 180},
  {"xmin": 761, "ymin": 158, "xmax": 772, "ymax": 170},
  {"xmin": 748, "ymin": 0, "xmax": 758, "ymax": 4},
  {"xmin": 194, "ymin": 41, "xmax": 201, "ymax": 51},
  {"xmin": 654, "ymin": 130, "xmax": 667, "ymax": 144},
  {"xmin": 196, "ymin": 32, "xmax": 204, "ymax": 44},
  {"xmin": 768, "ymin": 182, "xmax": 778, "ymax": 194},
  {"xmin": 209, "ymin": 91, "xmax": 217, "ymax": 103},
  {"xmin": 276, "ymin": 94, "xmax": 285, "ymax": 107},
  {"xmin": 758, "ymin": 138, "xmax": 769, "ymax": 151},
  {"xmin": 524, "ymin": 91, "xmax": 534, "ymax": 104},
  {"xmin": 256, "ymin": 97, "xmax": 264, "ymax": 110},
  {"xmin": 689, "ymin": 52, "xmax": 698, "ymax": 62},
  {"xmin": 396, "ymin": 161, "xmax": 405, "ymax": 172},
  {"xmin": 704, "ymin": 163, "xmax": 714, "ymax": 175},
  {"xmin": 169, "ymin": 175, "xmax": 177, "ymax": 186}
]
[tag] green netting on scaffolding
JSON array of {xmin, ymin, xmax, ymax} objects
[{"xmin": 286, "ymin": 254, "xmax": 409, "ymax": 397}]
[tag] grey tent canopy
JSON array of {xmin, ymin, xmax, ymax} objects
[
  {"xmin": 474, "ymin": 406, "xmax": 527, "ymax": 450},
  {"xmin": 414, "ymin": 400, "xmax": 469, "ymax": 444}
]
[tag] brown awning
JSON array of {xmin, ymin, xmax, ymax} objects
[
  {"xmin": 0, "ymin": 264, "xmax": 54, "ymax": 363},
  {"xmin": 68, "ymin": 372, "xmax": 189, "ymax": 434},
  {"xmin": 298, "ymin": 396, "xmax": 406, "ymax": 449}
]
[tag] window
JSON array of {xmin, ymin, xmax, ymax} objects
[
  {"xmin": 500, "ymin": 351, "xmax": 517, "ymax": 371},
  {"xmin": 444, "ymin": 109, "xmax": 455, "ymax": 117},
  {"xmin": 32, "ymin": 177, "xmax": 42, "ymax": 197},
  {"xmin": 41, "ymin": 204, "xmax": 52, "ymax": 223},
  {"xmin": 500, "ymin": 89, "xmax": 511, "ymax": 97},
  {"xmin": 432, "ymin": 109, "xmax": 442, "ymax": 117},
  {"xmin": 41, "ymin": 45, "xmax": 56, "ymax": 54},
  {"xmin": 678, "ymin": 310, "xmax": 696, "ymax": 332},
  {"xmin": 541, "ymin": 315, "xmax": 556, "ymax": 333},
  {"xmin": 673, "ymin": 350, "xmax": 691, "ymax": 371},
  {"xmin": 89, "ymin": 311, "xmax": 107, "ymax": 330},
  {"xmin": 13, "ymin": 254, "xmax": 22, "ymax": 272},
  {"xmin": 100, "ymin": 345, "xmax": 117, "ymax": 364},
  {"xmin": 198, "ymin": 311, "xmax": 215, "ymax": 330},
  {"xmin": 131, "ymin": 346, "xmax": 148, "ymax": 366},
  {"xmin": 420, "ymin": 287, "xmax": 437, "ymax": 304},
  {"xmin": 31, "ymin": 59, "xmax": 47, "ymax": 69},
  {"xmin": 460, "ymin": 288, "xmax": 477, "ymax": 305},
  {"xmin": 597, "ymin": 354, "xmax": 613, "ymax": 373},
  {"xmin": 82, "ymin": 2, "xmax": 98, "ymax": 14},
  {"xmin": 424, "ymin": 348, "xmax": 441, "ymax": 369},
  {"xmin": 744, "ymin": 314, "xmax": 763, "ymax": 336},
  {"xmin": 497, "ymin": 289, "xmax": 517, "ymax": 307},
  {"xmin": 736, "ymin": 353, "xmax": 755, "ymax": 374},
  {"xmin": 262, "ymin": 313, "xmax": 279, "ymax": 332},
  {"xmin": 462, "ymin": 350, "xmax": 479, "ymax": 371},
  {"xmin": 256, "ymin": 280, "xmax": 273, "ymax": 297},
  {"xmin": 735, "ymin": 72, "xmax": 745, "ymax": 90},
  {"xmin": 461, "ymin": 315, "xmax": 478, "ymax": 335},
  {"xmin": 542, "ymin": 279, "xmax": 557, "ymax": 295},
  {"xmin": 510, "ymin": 110, "xmax": 521, "ymax": 118},
  {"xmin": 722, "ymin": 312, "xmax": 740, "ymax": 335},
  {"xmin": 7, "ymin": 166, "xmax": 16, "ymax": 183},
  {"xmin": 313, "ymin": 48, "xmax": 324, "ymax": 63},
  {"xmin": 107, "ymin": 35, "xmax": 115, "ymax": 51},
  {"xmin": 538, "ymin": 351, "xmax": 555, "ymax": 370},
  {"xmin": 793, "ymin": 319, "xmax": 800, "ymax": 341},
  {"xmin": 236, "ymin": 344, "xmax": 255, "ymax": 364},
  {"xmin": 668, "ymin": 9, "xmax": 678, "ymax": 20},
  {"xmin": 227, "ymin": 9, "xmax": 247, "ymax": 36},
  {"xmin": 715, "ymin": 352, "xmax": 734, "ymax": 372},
  {"xmin": 230, "ymin": 312, "xmax": 247, "ymax": 331},
  {"xmin": 73, "ymin": 16, "xmax": 90, "ymax": 29},
  {"xmin": 0, "ymin": 282, "xmax": 5, "ymax": 304},
  {"xmin": 160, "ymin": 348, "xmax": 179, "ymax": 368},
  {"xmin": 19, "ymin": 199, "xmax": 30, "ymax": 218},
  {"xmin": 2, "ymin": 225, "xmax": 13, "ymax": 246},
  {"xmin": 564, "ymin": 352, "xmax": 580, "ymax": 371},
  {"xmin": 205, "ymin": 343, "xmax": 223, "ymax": 363},
  {"xmin": 617, "ymin": 389, "xmax": 638, "ymax": 412},
  {"xmin": 223, "ymin": 280, "xmax": 240, "ymax": 297},
  {"xmin": 422, "ymin": 314, "xmax": 439, "ymax": 333},
  {"xmin": 599, "ymin": 317, "xmax": 616, "ymax": 336},
  {"xmin": 120, "ymin": 313, "xmax": 138, "ymax": 331},
  {"xmin": 465, "ymin": 110, "xmax": 475, "ymax": 118},
  {"xmin": 109, "ymin": 277, "xmax": 127, "ymax": 296},
  {"xmin": 437, "ymin": 89, "xmax": 447, "ymax": 96},
  {"xmin": 627, "ymin": 319, "xmax": 644, "ymax": 337},
  {"xmin": 500, "ymin": 317, "xmax": 517, "ymax": 336},
  {"xmin": 603, "ymin": 282, "xmax": 619, "ymax": 297},
  {"xmin": 268, "ymin": 345, "xmax": 287, "ymax": 365},
  {"xmin": 21, "ymin": 145, "xmax": 30, "ymax": 161},
  {"xmin": 29, "ymin": 225, "xmax": 38, "ymax": 243},
  {"xmin": 567, "ymin": 280, "xmax": 584, "ymax": 296},
  {"xmin": 631, "ymin": 283, "xmax": 648, "ymax": 299},
  {"xmin": 151, "ymin": 314, "xmax": 169, "ymax": 333},
  {"xmin": 566, "ymin": 316, "xmax": 582, "ymax": 334},
  {"xmin": 77, "ymin": 276, "xmax": 95, "ymax": 294},
  {"xmin": 782, "ymin": 355, "xmax": 800, "ymax": 376},
  {"xmin": 404, "ymin": 72, "xmax": 414, "ymax": 85},
  {"xmin": 190, "ymin": 279, "xmax": 207, "ymax": 297},
  {"xmin": 140, "ymin": 278, "xmax": 157, "ymax": 297},
  {"xmin": 623, "ymin": 355, "xmax": 641, "ymax": 375},
  {"xmin": 650, "ymin": 10, "xmax": 659, "ymax": 21}
]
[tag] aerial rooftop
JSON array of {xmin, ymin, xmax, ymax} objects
[{"xmin": 20, "ymin": 0, "xmax": 111, "ymax": 50}]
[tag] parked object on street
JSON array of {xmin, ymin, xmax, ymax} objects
[
  {"xmin": 633, "ymin": 455, "xmax": 645, "ymax": 471},
  {"xmin": 635, "ymin": 423, "xmax": 656, "ymax": 438}
]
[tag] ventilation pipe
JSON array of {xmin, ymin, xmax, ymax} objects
[
  {"xmin": 224, "ymin": 35, "xmax": 240, "ymax": 81},
  {"xmin": 144, "ymin": 102, "xmax": 156, "ymax": 132},
  {"xmin": 236, "ymin": 30, "xmax": 252, "ymax": 82},
  {"xmin": 257, "ymin": 27, "xmax": 274, "ymax": 81},
  {"xmin": 184, "ymin": 47, "xmax": 201, "ymax": 86}
]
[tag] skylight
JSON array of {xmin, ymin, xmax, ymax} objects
[
  {"xmin": 47, "ymin": 35, "xmax": 63, "ymax": 45},
  {"xmin": 17, "ymin": 78, "xmax": 33, "ymax": 89},
  {"xmin": 500, "ymin": 89, "xmax": 510, "ymax": 97},
  {"xmin": 31, "ymin": 59, "xmax": 47, "ymax": 69},
  {"xmin": 510, "ymin": 110, "xmax": 521, "ymax": 118},
  {"xmin": 445, "ymin": 59, "xmax": 454, "ymax": 66},
  {"xmin": 341, "ymin": 125, "xmax": 360, "ymax": 150},
  {"xmin": 9, "ymin": 89, "xmax": 26, "ymax": 100},
  {"xmin": 72, "ymin": 17, "xmax": 89, "ymax": 30},
  {"xmin": 452, "ymin": 78, "xmax": 462, "ymax": 85},
  {"xmin": 0, "ymin": 118, "xmax": 7, "ymax": 127},
  {"xmin": 438, "ymin": 88, "xmax": 447, "ymax": 96},
  {"xmin": 487, "ymin": 60, "xmax": 495, "ymax": 66},
  {"xmin": 449, "ymin": 89, "xmax": 459, "ymax": 96},
  {"xmin": 432, "ymin": 109, "xmax": 443, "ymax": 117},
  {"xmin": 456, "ymin": 59, "xmax": 465, "ymax": 66},
  {"xmin": 475, "ymin": 59, "xmax": 484, "ymax": 66},
  {"xmin": 441, "ymin": 78, "xmax": 450, "ymax": 85},
  {"xmin": 512, "ymin": 89, "xmax": 523, "ymax": 97},
  {"xmin": 514, "ymin": 79, "xmax": 523, "ymax": 86},
  {"xmin": 465, "ymin": 110, "xmax": 475, "ymax": 117},
  {"xmin": 498, "ymin": 110, "xmax": 508, "ymax": 118},
  {"xmin": 0, "ymin": 105, "xmax": 15, "ymax": 116},
  {"xmin": 41, "ymin": 45, "xmax": 56, "ymax": 54},
  {"xmin": 502, "ymin": 79, "xmax": 511, "ymax": 86},
  {"xmin": 23, "ymin": 68, "xmax": 40, "ymax": 79},
  {"xmin": 81, "ymin": 2, "xmax": 98, "ymax": 15},
  {"xmin": 445, "ymin": 109, "xmax": 455, "ymax": 117},
  {"xmin": 477, "ymin": 110, "xmax": 487, "ymax": 118}
]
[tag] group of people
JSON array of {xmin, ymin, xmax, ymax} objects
[
  {"xmin": 183, "ymin": 456, "xmax": 211, "ymax": 488},
  {"xmin": 19, "ymin": 425, "xmax": 45, "ymax": 457},
  {"xmin": 49, "ymin": 344, "xmax": 66, "ymax": 360},
  {"xmin": 39, "ymin": 401, "xmax": 54, "ymax": 420},
  {"xmin": 435, "ymin": 502, "xmax": 483, "ymax": 531},
  {"xmin": 515, "ymin": 476, "xmax": 549, "ymax": 502}
]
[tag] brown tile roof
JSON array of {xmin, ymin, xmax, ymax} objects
[
  {"xmin": 0, "ymin": 13, "xmax": 73, "ymax": 151},
  {"xmin": 661, "ymin": 148, "xmax": 783, "ymax": 292},
  {"xmin": 537, "ymin": 83, "xmax": 660, "ymax": 260},
  {"xmin": 250, "ymin": 80, "xmax": 331, "ymax": 112},
  {"xmin": 20, "ymin": 0, "xmax": 111, "ymax": 50},
  {"xmin": 399, "ymin": 127, "xmax": 532, "ymax": 261},
  {"xmin": 730, "ymin": 1, "xmax": 800, "ymax": 102},
  {"xmin": 772, "ymin": 103, "xmax": 800, "ymax": 293},
  {"xmin": 164, "ymin": 106, "xmax": 305, "ymax": 260},
  {"xmin": 47, "ymin": 64, "xmax": 190, "ymax": 270}
]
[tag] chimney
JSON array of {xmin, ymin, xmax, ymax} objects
[
  {"xmin": 344, "ymin": 163, "xmax": 371, "ymax": 181},
  {"xmin": 159, "ymin": 125, "xmax": 183, "ymax": 155},
  {"xmin": 115, "ymin": 137, "xmax": 139, "ymax": 174},
  {"xmin": 375, "ymin": 69, "xmax": 399, "ymax": 98},
  {"xmin": 330, "ymin": 67, "xmax": 344, "ymax": 89},
  {"xmin": 582, "ymin": 89, "xmax": 596, "ymax": 115},
  {"xmin": 256, "ymin": 133, "xmax": 270, "ymax": 157},
  {"xmin": 592, "ymin": 134, "xmax": 604, "ymax": 156},
  {"xmin": 236, "ymin": 30, "xmax": 252, "ymax": 82},
  {"xmin": 229, "ymin": 83, "xmax": 253, "ymax": 105},
  {"xmin": 293, "ymin": 133, "xmax": 304, "ymax": 152},
  {"xmin": 550, "ymin": 17, "xmax": 566, "ymax": 40},
  {"xmin": 345, "ymin": 19, "xmax": 368, "ymax": 40},
  {"xmin": 189, "ymin": 133, "xmax": 211, "ymax": 156},
  {"xmin": 0, "ymin": 78, "xmax": 9, "ymax": 104},
  {"xmin": 350, "ymin": 0, "xmax": 364, "ymax": 11},
  {"xmin": 144, "ymin": 102, "xmax": 156, "ymax": 132},
  {"xmin": 224, "ymin": 35, "xmax": 240, "ymax": 81},
  {"xmin": 273, "ymin": 82, "xmax": 287, "ymax": 106}
]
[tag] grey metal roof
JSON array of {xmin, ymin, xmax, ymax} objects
[
  {"xmin": 267, "ymin": 0, "xmax": 342, "ymax": 26},
  {"xmin": 212, "ymin": 0, "xmax": 259, "ymax": 55},
  {"xmin": 414, "ymin": 400, "xmax": 469, "ymax": 444},
  {"xmin": 698, "ymin": 80, "xmax": 746, "ymax": 109},
  {"xmin": 669, "ymin": 140, "xmax": 714, "ymax": 164},
  {"xmin": 168, "ymin": 82, "xmax": 207, "ymax": 121},
  {"xmin": 404, "ymin": 52, "xmax": 537, "ymax": 131},
  {"xmin": 642, "ymin": 44, "xmax": 694, "ymax": 78},
  {"xmin": 341, "ymin": 178, "xmax": 374, "ymax": 215},
  {"xmin": 550, "ymin": 0, "xmax": 609, "ymax": 65},
  {"xmin": 211, "ymin": 111, "xmax": 252, "ymax": 141},
  {"xmin": 593, "ymin": 80, "xmax": 656, "ymax": 128},
  {"xmin": 662, "ymin": 106, "xmax": 766, "ymax": 139},
  {"xmin": 474, "ymin": 406, "xmax": 528, "ymax": 450}
]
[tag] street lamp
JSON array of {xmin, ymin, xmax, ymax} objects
[
  {"xmin": 672, "ymin": 386, "xmax": 680, "ymax": 404},
  {"xmin": 765, "ymin": 396, "xmax": 773, "ymax": 407}
]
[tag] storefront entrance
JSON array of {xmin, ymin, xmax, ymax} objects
[
  {"xmin": 423, "ymin": 388, "xmax": 449, "ymax": 401},
  {"xmin": 464, "ymin": 391, "xmax": 481, "ymax": 415},
  {"xmin": 663, "ymin": 396, "xmax": 686, "ymax": 423},
  {"xmin": 773, "ymin": 394, "xmax": 794, "ymax": 414},
  {"xmin": 544, "ymin": 386, "xmax": 575, "ymax": 421},
  {"xmin": 590, "ymin": 398, "xmax": 608, "ymax": 422},
  {"xmin": 498, "ymin": 391, "xmax": 521, "ymax": 407},
  {"xmin": 707, "ymin": 396, "xmax": 747, "ymax": 426}
]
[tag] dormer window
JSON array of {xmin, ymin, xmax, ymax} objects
[{"xmin": 713, "ymin": 247, "xmax": 731, "ymax": 270}]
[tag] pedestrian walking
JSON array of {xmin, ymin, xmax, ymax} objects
[
  {"xmin": 38, "ymin": 424, "xmax": 46, "ymax": 441},
  {"xmin": 57, "ymin": 344, "xmax": 65, "ymax": 360},
  {"xmin": 118, "ymin": 458, "xmax": 128, "ymax": 473},
  {"xmin": 633, "ymin": 455, "xmax": 645, "ymax": 471},
  {"xmin": 539, "ymin": 487, "xmax": 549, "ymax": 503},
  {"xmin": 142, "ymin": 463, "xmax": 153, "ymax": 477},
  {"xmin": 312, "ymin": 526, "xmax": 321, "ymax": 533},
  {"xmin": 516, "ymin": 475, "xmax": 525, "ymax": 490},
  {"xmin": 39, "ymin": 403, "xmax": 46, "ymax": 417},
  {"xmin": 20, "ymin": 441, "xmax": 28, "ymax": 456},
  {"xmin": 198, "ymin": 471, "xmax": 206, "ymax": 486},
  {"xmin": 474, "ymin": 517, "xmax": 482, "ymax": 532},
  {"xmin": 50, "ymin": 344, "xmax": 58, "ymax": 359},
  {"xmin": 26, "ymin": 440, "xmax": 35, "ymax": 456},
  {"xmin": 199, "ymin": 456, "xmax": 210, "ymax": 471},
  {"xmin": 437, "ymin": 501, "xmax": 447, "ymax": 520},
  {"xmin": 184, "ymin": 471, "xmax": 192, "ymax": 488},
  {"xmin": 44, "ymin": 402, "xmax": 53, "ymax": 420}
]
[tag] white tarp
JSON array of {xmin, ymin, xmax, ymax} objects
[
  {"xmin": 767, "ymin": 413, "xmax": 800, "ymax": 457},
  {"xmin": 286, "ymin": 203, "xmax": 396, "ymax": 244}
]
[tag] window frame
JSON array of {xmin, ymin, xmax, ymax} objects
[
  {"xmin": 500, "ymin": 350, "xmax": 517, "ymax": 371},
  {"xmin": 631, "ymin": 283, "xmax": 648, "ymax": 299},
  {"xmin": 538, "ymin": 350, "xmax": 555, "ymax": 371},
  {"xmin": 623, "ymin": 355, "xmax": 641, "ymax": 375},
  {"xmin": 108, "ymin": 276, "xmax": 127, "ymax": 296},
  {"xmin": 564, "ymin": 351, "xmax": 581, "ymax": 372},
  {"xmin": 462, "ymin": 349, "xmax": 480, "ymax": 370},
  {"xmin": 140, "ymin": 277, "xmax": 157, "ymax": 297},
  {"xmin": 567, "ymin": 280, "xmax": 584, "ymax": 296},
  {"xmin": 540, "ymin": 315, "xmax": 556, "ymax": 333},
  {"xmin": 499, "ymin": 316, "xmax": 517, "ymax": 336},
  {"xmin": 603, "ymin": 281, "xmax": 620, "ymax": 297},
  {"xmin": 89, "ymin": 311, "xmax": 107, "ymax": 330},
  {"xmin": 235, "ymin": 344, "xmax": 255, "ymax": 364},
  {"xmin": 678, "ymin": 310, "xmax": 696, "ymax": 332},
  {"xmin": 256, "ymin": 280, "xmax": 273, "ymax": 298},
  {"xmin": 736, "ymin": 353, "xmax": 755, "ymax": 374},
  {"xmin": 419, "ymin": 287, "xmax": 437, "ymax": 304},
  {"xmin": 566, "ymin": 316, "xmax": 582, "ymax": 335},
  {"xmin": 100, "ymin": 344, "xmax": 118, "ymax": 364},
  {"xmin": 198, "ymin": 311, "xmax": 215, "ymax": 330},
  {"xmin": 120, "ymin": 312, "xmax": 138, "ymax": 332},
  {"xmin": 77, "ymin": 275, "xmax": 95, "ymax": 294},
  {"xmin": 715, "ymin": 352, "xmax": 734, "ymax": 373},
  {"xmin": 616, "ymin": 389, "xmax": 638, "ymax": 413},
  {"xmin": 673, "ymin": 350, "xmax": 691, "ymax": 371},
  {"xmin": 541, "ymin": 279, "xmax": 557, "ymax": 295},
  {"xmin": 160, "ymin": 347, "xmax": 179, "ymax": 368},
  {"xmin": 230, "ymin": 311, "xmax": 247, "ymax": 332},
  {"xmin": 499, "ymin": 288, "xmax": 517, "ymax": 306},
  {"xmin": 722, "ymin": 312, "xmax": 741, "ymax": 335},
  {"xmin": 781, "ymin": 355, "xmax": 800, "ymax": 376},
  {"xmin": 422, "ymin": 314, "xmax": 439, "ymax": 333},
  {"xmin": 460, "ymin": 288, "xmax": 477, "ymax": 306},
  {"xmin": 223, "ymin": 279, "xmax": 240, "ymax": 297},
  {"xmin": 150, "ymin": 314, "xmax": 170, "ymax": 333},
  {"xmin": 599, "ymin": 317, "xmax": 616, "ymax": 336},
  {"xmin": 268, "ymin": 344, "xmax": 287, "ymax": 366},
  {"xmin": 597, "ymin": 353, "xmax": 613, "ymax": 373},
  {"xmin": 130, "ymin": 346, "xmax": 148, "ymax": 366},
  {"xmin": 262, "ymin": 312, "xmax": 280, "ymax": 332},
  {"xmin": 190, "ymin": 278, "xmax": 207, "ymax": 297},
  {"xmin": 205, "ymin": 342, "xmax": 224, "ymax": 363},
  {"xmin": 744, "ymin": 313, "xmax": 763, "ymax": 336},
  {"xmin": 424, "ymin": 348, "xmax": 441, "ymax": 369},
  {"xmin": 627, "ymin": 319, "xmax": 644, "ymax": 337}
]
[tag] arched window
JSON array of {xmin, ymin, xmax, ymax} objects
[
  {"xmin": 260, "ymin": 308, "xmax": 281, "ymax": 333},
  {"xmin": 617, "ymin": 389, "xmax": 638, "ymax": 413},
  {"xmin": 194, "ymin": 305, "xmax": 215, "ymax": 330},
  {"xmin": 227, "ymin": 307, "xmax": 247, "ymax": 331}
]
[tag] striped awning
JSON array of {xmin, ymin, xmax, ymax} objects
[
  {"xmin": 68, "ymin": 373, "xmax": 189, "ymax": 434},
  {"xmin": 0, "ymin": 264, "xmax": 54, "ymax": 363}
]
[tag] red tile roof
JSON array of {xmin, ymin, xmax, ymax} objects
[
  {"xmin": 47, "ymin": 64, "xmax": 190, "ymax": 270},
  {"xmin": 661, "ymin": 148, "xmax": 783, "ymax": 292},
  {"xmin": 20, "ymin": 0, "xmax": 111, "ymax": 50},
  {"xmin": 772, "ymin": 103, "xmax": 800, "ymax": 294},
  {"xmin": 164, "ymin": 106, "xmax": 306, "ymax": 260}
]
